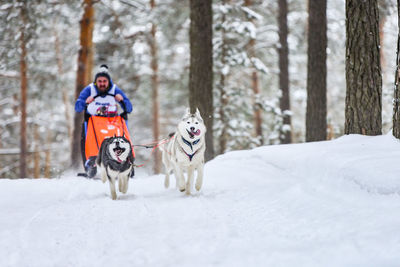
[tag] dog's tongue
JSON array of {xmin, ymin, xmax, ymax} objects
[
  {"xmin": 192, "ymin": 129, "xmax": 201, "ymax": 136},
  {"xmin": 115, "ymin": 150, "xmax": 123, "ymax": 163},
  {"xmin": 114, "ymin": 148, "xmax": 124, "ymax": 163}
]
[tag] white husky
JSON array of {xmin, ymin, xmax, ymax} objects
[{"xmin": 160, "ymin": 108, "xmax": 206, "ymax": 195}]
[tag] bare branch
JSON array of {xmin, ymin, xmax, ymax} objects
[
  {"xmin": 0, "ymin": 71, "xmax": 19, "ymax": 78},
  {"xmin": 118, "ymin": 0, "xmax": 146, "ymax": 10}
]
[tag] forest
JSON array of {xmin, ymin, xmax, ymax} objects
[{"xmin": 0, "ymin": 0, "xmax": 399, "ymax": 178}]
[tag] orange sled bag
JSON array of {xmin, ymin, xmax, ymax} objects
[{"xmin": 85, "ymin": 115, "xmax": 135, "ymax": 161}]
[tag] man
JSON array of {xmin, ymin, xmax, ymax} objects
[
  {"xmin": 75, "ymin": 64, "xmax": 132, "ymax": 115},
  {"xmin": 75, "ymin": 64, "xmax": 133, "ymax": 176}
]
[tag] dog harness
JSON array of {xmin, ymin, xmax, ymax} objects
[
  {"xmin": 181, "ymin": 137, "xmax": 200, "ymax": 151},
  {"xmin": 180, "ymin": 137, "xmax": 202, "ymax": 161}
]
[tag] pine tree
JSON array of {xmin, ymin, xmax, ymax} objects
[
  {"xmin": 150, "ymin": 0, "xmax": 161, "ymax": 174},
  {"xmin": 71, "ymin": 0, "xmax": 95, "ymax": 169},
  {"xmin": 244, "ymin": 0, "xmax": 263, "ymax": 145},
  {"xmin": 393, "ymin": 0, "xmax": 400, "ymax": 138},
  {"xmin": 306, "ymin": 0, "xmax": 327, "ymax": 142},
  {"xmin": 189, "ymin": 0, "xmax": 214, "ymax": 161},
  {"xmin": 19, "ymin": 0, "xmax": 28, "ymax": 178},
  {"xmin": 0, "ymin": 0, "xmax": 81, "ymax": 178},
  {"xmin": 345, "ymin": 0, "xmax": 382, "ymax": 135},
  {"xmin": 94, "ymin": 0, "xmax": 192, "ymax": 173},
  {"xmin": 278, "ymin": 0, "xmax": 292, "ymax": 144},
  {"xmin": 213, "ymin": 1, "xmax": 264, "ymax": 153}
]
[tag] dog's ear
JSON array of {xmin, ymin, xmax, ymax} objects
[
  {"xmin": 195, "ymin": 108, "xmax": 203, "ymax": 121},
  {"xmin": 182, "ymin": 108, "xmax": 190, "ymax": 120}
]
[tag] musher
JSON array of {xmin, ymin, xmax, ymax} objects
[{"xmin": 75, "ymin": 64, "xmax": 133, "ymax": 176}]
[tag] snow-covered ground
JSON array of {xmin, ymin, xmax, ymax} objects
[{"xmin": 1, "ymin": 134, "xmax": 400, "ymax": 267}]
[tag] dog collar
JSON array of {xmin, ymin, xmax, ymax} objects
[{"xmin": 181, "ymin": 137, "xmax": 200, "ymax": 151}]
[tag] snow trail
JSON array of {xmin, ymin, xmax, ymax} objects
[{"xmin": 1, "ymin": 134, "xmax": 400, "ymax": 266}]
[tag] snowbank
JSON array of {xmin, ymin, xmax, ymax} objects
[{"xmin": 1, "ymin": 134, "xmax": 400, "ymax": 267}]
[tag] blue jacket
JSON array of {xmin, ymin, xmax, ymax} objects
[{"xmin": 75, "ymin": 80, "xmax": 132, "ymax": 113}]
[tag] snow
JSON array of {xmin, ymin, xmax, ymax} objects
[
  {"xmin": 251, "ymin": 57, "xmax": 268, "ymax": 74},
  {"xmin": 241, "ymin": 6, "xmax": 263, "ymax": 21},
  {"xmin": 1, "ymin": 134, "xmax": 400, "ymax": 267}
]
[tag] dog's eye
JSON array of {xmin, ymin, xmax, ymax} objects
[
  {"xmin": 187, "ymin": 122, "xmax": 190, "ymax": 124},
  {"xmin": 195, "ymin": 122, "xmax": 198, "ymax": 124}
]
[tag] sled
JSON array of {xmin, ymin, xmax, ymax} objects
[{"xmin": 79, "ymin": 105, "xmax": 135, "ymax": 178}]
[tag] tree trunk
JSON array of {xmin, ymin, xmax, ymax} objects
[
  {"xmin": 345, "ymin": 0, "xmax": 382, "ymax": 135},
  {"xmin": 251, "ymin": 66, "xmax": 263, "ymax": 144},
  {"xmin": 393, "ymin": 0, "xmax": 400, "ymax": 138},
  {"xmin": 379, "ymin": 0, "xmax": 390, "ymax": 77},
  {"xmin": 150, "ymin": 0, "xmax": 161, "ymax": 174},
  {"xmin": 54, "ymin": 29, "xmax": 73, "ymax": 144},
  {"xmin": 218, "ymin": 0, "xmax": 228, "ymax": 154},
  {"xmin": 44, "ymin": 131, "xmax": 52, "ymax": 178},
  {"xmin": 189, "ymin": 0, "xmax": 214, "ymax": 161},
  {"xmin": 0, "ymin": 127, "xmax": 2, "ymax": 173},
  {"xmin": 71, "ymin": 0, "xmax": 95, "ymax": 169},
  {"xmin": 218, "ymin": 74, "xmax": 228, "ymax": 154},
  {"xmin": 306, "ymin": 0, "xmax": 327, "ymax": 142},
  {"xmin": 245, "ymin": 0, "xmax": 263, "ymax": 145},
  {"xmin": 34, "ymin": 126, "xmax": 40, "ymax": 178},
  {"xmin": 278, "ymin": 0, "xmax": 292, "ymax": 144},
  {"xmin": 379, "ymin": 16, "xmax": 386, "ymax": 76},
  {"xmin": 19, "ymin": 0, "xmax": 28, "ymax": 178}
]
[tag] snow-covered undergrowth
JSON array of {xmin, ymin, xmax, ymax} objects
[{"xmin": 1, "ymin": 134, "xmax": 400, "ymax": 267}]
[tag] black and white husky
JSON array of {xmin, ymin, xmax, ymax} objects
[
  {"xmin": 96, "ymin": 135, "xmax": 134, "ymax": 200},
  {"xmin": 160, "ymin": 108, "xmax": 206, "ymax": 195}
]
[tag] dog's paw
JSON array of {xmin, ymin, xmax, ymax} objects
[
  {"xmin": 122, "ymin": 182, "xmax": 129, "ymax": 194},
  {"xmin": 185, "ymin": 183, "xmax": 192, "ymax": 195},
  {"xmin": 164, "ymin": 176, "xmax": 170, "ymax": 188},
  {"xmin": 179, "ymin": 187, "xmax": 185, "ymax": 192},
  {"xmin": 195, "ymin": 177, "xmax": 203, "ymax": 191}
]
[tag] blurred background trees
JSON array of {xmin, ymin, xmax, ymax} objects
[{"xmin": 0, "ymin": 0, "xmax": 398, "ymax": 178}]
